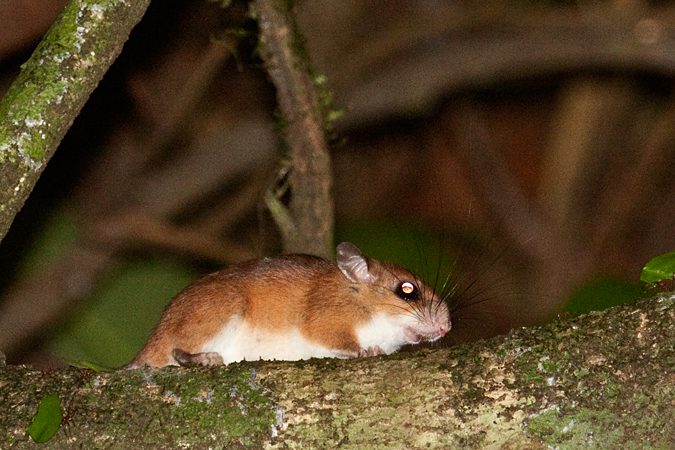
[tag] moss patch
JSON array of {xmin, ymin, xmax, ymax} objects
[{"xmin": 1, "ymin": 365, "xmax": 279, "ymax": 449}]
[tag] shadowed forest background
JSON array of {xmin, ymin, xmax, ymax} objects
[{"xmin": 1, "ymin": 0, "xmax": 674, "ymax": 369}]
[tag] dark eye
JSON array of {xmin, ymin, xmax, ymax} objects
[{"xmin": 395, "ymin": 281, "xmax": 421, "ymax": 302}]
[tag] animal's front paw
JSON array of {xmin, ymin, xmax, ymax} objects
[
  {"xmin": 172, "ymin": 348, "xmax": 224, "ymax": 367},
  {"xmin": 358, "ymin": 345, "xmax": 384, "ymax": 357}
]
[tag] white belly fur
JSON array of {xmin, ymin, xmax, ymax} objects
[
  {"xmin": 355, "ymin": 313, "xmax": 411, "ymax": 355},
  {"xmin": 200, "ymin": 316, "xmax": 344, "ymax": 364}
]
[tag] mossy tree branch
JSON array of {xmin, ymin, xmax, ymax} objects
[
  {"xmin": 2, "ymin": 293, "xmax": 675, "ymax": 448},
  {"xmin": 0, "ymin": 0, "xmax": 151, "ymax": 245},
  {"xmin": 253, "ymin": 0, "xmax": 335, "ymax": 259}
]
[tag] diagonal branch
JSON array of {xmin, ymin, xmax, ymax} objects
[{"xmin": 0, "ymin": 0, "xmax": 151, "ymax": 245}]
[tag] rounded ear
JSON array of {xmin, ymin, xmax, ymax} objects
[{"xmin": 336, "ymin": 242, "xmax": 376, "ymax": 283}]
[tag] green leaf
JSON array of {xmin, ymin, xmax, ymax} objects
[
  {"xmin": 66, "ymin": 360, "xmax": 109, "ymax": 372},
  {"xmin": 27, "ymin": 394, "xmax": 62, "ymax": 443},
  {"xmin": 640, "ymin": 252, "xmax": 675, "ymax": 284}
]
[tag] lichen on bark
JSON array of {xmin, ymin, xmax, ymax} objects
[
  {"xmin": 1, "ymin": 364, "xmax": 279, "ymax": 449},
  {"xmin": 2, "ymin": 292, "xmax": 674, "ymax": 448},
  {"xmin": 0, "ymin": 0, "xmax": 151, "ymax": 245}
]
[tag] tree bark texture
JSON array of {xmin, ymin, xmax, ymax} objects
[
  {"xmin": 253, "ymin": 0, "xmax": 335, "ymax": 259},
  {"xmin": 2, "ymin": 292, "xmax": 674, "ymax": 449},
  {"xmin": 0, "ymin": 0, "xmax": 151, "ymax": 245}
]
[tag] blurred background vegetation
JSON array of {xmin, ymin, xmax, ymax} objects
[{"xmin": 2, "ymin": 0, "xmax": 672, "ymax": 369}]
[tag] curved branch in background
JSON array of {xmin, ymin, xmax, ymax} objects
[
  {"xmin": 0, "ymin": 0, "xmax": 152, "ymax": 245},
  {"xmin": 253, "ymin": 0, "xmax": 334, "ymax": 259}
]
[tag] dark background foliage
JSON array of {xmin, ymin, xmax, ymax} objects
[{"xmin": 1, "ymin": 0, "xmax": 673, "ymax": 368}]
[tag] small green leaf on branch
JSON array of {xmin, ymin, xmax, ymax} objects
[
  {"xmin": 641, "ymin": 252, "xmax": 675, "ymax": 284},
  {"xmin": 27, "ymin": 394, "xmax": 62, "ymax": 443}
]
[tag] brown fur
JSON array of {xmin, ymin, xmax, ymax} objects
[{"xmin": 124, "ymin": 249, "xmax": 447, "ymax": 368}]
